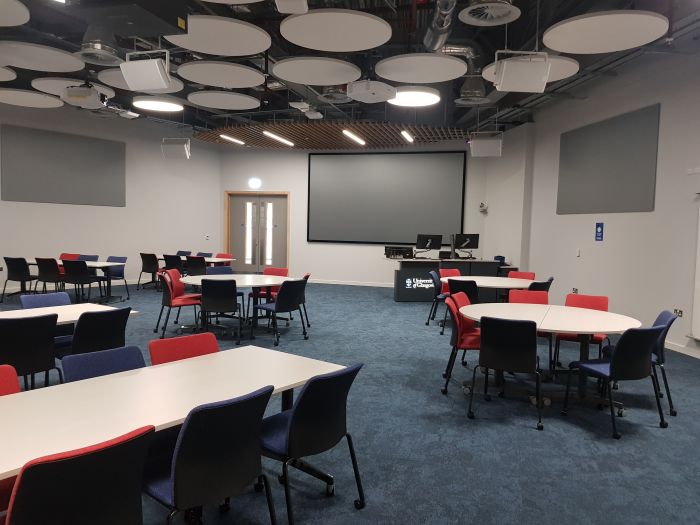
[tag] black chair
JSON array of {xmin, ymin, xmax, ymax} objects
[
  {"xmin": 467, "ymin": 317, "xmax": 543, "ymax": 430},
  {"xmin": 260, "ymin": 364, "xmax": 365, "ymax": 525},
  {"xmin": 562, "ymin": 325, "xmax": 667, "ymax": 439},
  {"xmin": 0, "ymin": 314, "xmax": 62, "ymax": 389},
  {"xmin": 299, "ymin": 273, "xmax": 311, "ymax": 328},
  {"xmin": 185, "ymin": 256, "xmax": 207, "ymax": 277},
  {"xmin": 652, "ymin": 310, "xmax": 679, "ymax": 416},
  {"xmin": 425, "ymin": 270, "xmax": 447, "ymax": 326},
  {"xmin": 206, "ymin": 266, "xmax": 245, "ymax": 315},
  {"xmin": 440, "ymin": 279, "xmax": 478, "ymax": 335},
  {"xmin": 70, "ymin": 307, "xmax": 131, "ymax": 355},
  {"xmin": 63, "ymin": 346, "xmax": 146, "ymax": 382},
  {"xmin": 63, "ymin": 260, "xmax": 106, "ymax": 303},
  {"xmin": 34, "ymin": 257, "xmax": 64, "ymax": 293},
  {"xmin": 106, "ymin": 256, "xmax": 130, "ymax": 300},
  {"xmin": 528, "ymin": 277, "xmax": 554, "ymax": 292},
  {"xmin": 143, "ymin": 386, "xmax": 277, "ymax": 525},
  {"xmin": 254, "ymin": 280, "xmax": 308, "ymax": 346},
  {"xmin": 201, "ymin": 279, "xmax": 244, "ymax": 344},
  {"xmin": 163, "ymin": 255, "xmax": 184, "ymax": 274},
  {"xmin": 1, "ymin": 257, "xmax": 37, "ymax": 303},
  {"xmin": 137, "ymin": 253, "xmax": 161, "ymax": 290},
  {"xmin": 20, "ymin": 291, "xmax": 74, "ymax": 356}
]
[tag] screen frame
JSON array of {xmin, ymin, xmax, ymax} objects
[{"xmin": 307, "ymin": 150, "xmax": 467, "ymax": 245}]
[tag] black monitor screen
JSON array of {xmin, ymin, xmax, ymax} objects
[
  {"xmin": 416, "ymin": 234, "xmax": 443, "ymax": 250},
  {"xmin": 454, "ymin": 234, "xmax": 479, "ymax": 250}
]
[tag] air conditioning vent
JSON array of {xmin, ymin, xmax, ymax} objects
[
  {"xmin": 76, "ymin": 41, "xmax": 123, "ymax": 66},
  {"xmin": 458, "ymin": 0, "xmax": 521, "ymax": 27}
]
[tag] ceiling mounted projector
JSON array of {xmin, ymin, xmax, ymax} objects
[
  {"xmin": 120, "ymin": 50, "xmax": 171, "ymax": 91},
  {"xmin": 63, "ymin": 84, "xmax": 107, "ymax": 109},
  {"xmin": 469, "ymin": 133, "xmax": 502, "ymax": 157},
  {"xmin": 346, "ymin": 80, "xmax": 396, "ymax": 103},
  {"xmin": 493, "ymin": 50, "xmax": 550, "ymax": 93}
]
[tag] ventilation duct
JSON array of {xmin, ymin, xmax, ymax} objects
[
  {"xmin": 423, "ymin": 0, "xmax": 458, "ymax": 52},
  {"xmin": 75, "ymin": 25, "xmax": 123, "ymax": 66},
  {"xmin": 318, "ymin": 86, "xmax": 352, "ymax": 104},
  {"xmin": 455, "ymin": 76, "xmax": 489, "ymax": 106}
]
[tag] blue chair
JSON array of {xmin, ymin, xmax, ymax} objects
[
  {"xmin": 426, "ymin": 270, "xmax": 447, "ymax": 326},
  {"xmin": 196, "ymin": 252, "xmax": 212, "ymax": 258},
  {"xmin": 260, "ymin": 364, "xmax": 365, "ymax": 525},
  {"xmin": 562, "ymin": 325, "xmax": 667, "ymax": 439},
  {"xmin": 20, "ymin": 292, "xmax": 74, "ymax": 352},
  {"xmin": 175, "ymin": 250, "xmax": 191, "ymax": 256},
  {"xmin": 254, "ymin": 280, "xmax": 308, "ymax": 346},
  {"xmin": 63, "ymin": 346, "xmax": 145, "ymax": 382},
  {"xmin": 652, "ymin": 311, "xmax": 679, "ymax": 416},
  {"xmin": 143, "ymin": 386, "xmax": 276, "ymax": 525},
  {"xmin": 106, "ymin": 256, "xmax": 130, "ymax": 300}
]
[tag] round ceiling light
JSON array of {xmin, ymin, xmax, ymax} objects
[
  {"xmin": 542, "ymin": 10, "xmax": 669, "ymax": 54},
  {"xmin": 248, "ymin": 177, "xmax": 262, "ymax": 190},
  {"xmin": 387, "ymin": 86, "xmax": 440, "ymax": 107},
  {"xmin": 133, "ymin": 96, "xmax": 184, "ymax": 112}
]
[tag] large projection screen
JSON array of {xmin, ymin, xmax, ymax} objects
[{"xmin": 308, "ymin": 152, "xmax": 465, "ymax": 244}]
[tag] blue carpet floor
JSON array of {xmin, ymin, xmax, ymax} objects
[{"xmin": 2, "ymin": 283, "xmax": 700, "ymax": 524}]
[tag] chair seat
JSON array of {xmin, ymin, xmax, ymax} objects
[
  {"xmin": 180, "ymin": 293, "xmax": 201, "ymax": 301},
  {"xmin": 54, "ymin": 334, "xmax": 73, "ymax": 348},
  {"xmin": 557, "ymin": 332, "xmax": 607, "ymax": 344},
  {"xmin": 260, "ymin": 410, "xmax": 292, "ymax": 457},
  {"xmin": 436, "ymin": 293, "xmax": 448, "ymax": 300},
  {"xmin": 458, "ymin": 329, "xmax": 481, "ymax": 350},
  {"xmin": 143, "ymin": 472, "xmax": 174, "ymax": 507},
  {"xmin": 171, "ymin": 296, "xmax": 201, "ymax": 307},
  {"xmin": 255, "ymin": 303, "xmax": 277, "ymax": 313},
  {"xmin": 569, "ymin": 359, "xmax": 611, "ymax": 379}
]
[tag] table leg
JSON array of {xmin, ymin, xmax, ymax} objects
[
  {"xmin": 282, "ymin": 389, "xmax": 293, "ymax": 410},
  {"xmin": 578, "ymin": 334, "xmax": 591, "ymax": 399},
  {"xmin": 99, "ymin": 267, "xmax": 122, "ymax": 304},
  {"xmin": 252, "ymin": 287, "xmax": 260, "ymax": 328}
]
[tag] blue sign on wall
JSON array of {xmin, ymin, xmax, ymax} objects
[{"xmin": 595, "ymin": 222, "xmax": 604, "ymax": 241}]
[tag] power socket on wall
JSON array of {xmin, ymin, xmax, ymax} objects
[
  {"xmin": 673, "ymin": 308, "xmax": 684, "ymax": 317},
  {"xmin": 572, "ymin": 288, "xmax": 579, "ymax": 294}
]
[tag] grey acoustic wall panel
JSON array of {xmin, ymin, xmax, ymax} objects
[
  {"xmin": 556, "ymin": 104, "xmax": 659, "ymax": 214},
  {"xmin": 1, "ymin": 124, "xmax": 126, "ymax": 207},
  {"xmin": 308, "ymin": 152, "xmax": 465, "ymax": 244}
]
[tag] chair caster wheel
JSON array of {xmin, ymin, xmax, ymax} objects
[
  {"xmin": 613, "ymin": 432, "xmax": 622, "ymax": 440},
  {"xmin": 660, "ymin": 421, "xmax": 669, "ymax": 428},
  {"xmin": 467, "ymin": 411, "xmax": 475, "ymax": 419},
  {"xmin": 286, "ymin": 322, "xmax": 290, "ymax": 327},
  {"xmin": 441, "ymin": 388, "xmax": 447, "ymax": 395},
  {"xmin": 484, "ymin": 395, "xmax": 492, "ymax": 402},
  {"xmin": 325, "ymin": 484, "xmax": 335, "ymax": 497},
  {"xmin": 254, "ymin": 482, "xmax": 263, "ymax": 493},
  {"xmin": 153, "ymin": 329, "xmax": 157, "ymax": 333},
  {"xmin": 670, "ymin": 409, "xmax": 678, "ymax": 416},
  {"xmin": 462, "ymin": 386, "xmax": 471, "ymax": 395},
  {"xmin": 613, "ymin": 383, "xmax": 619, "ymax": 390},
  {"xmin": 442, "ymin": 372, "xmax": 447, "ymax": 379},
  {"xmin": 536, "ymin": 422, "xmax": 544, "ymax": 431},
  {"xmin": 274, "ymin": 341, "xmax": 279, "ymax": 347},
  {"xmin": 304, "ymin": 335, "xmax": 309, "ymax": 340},
  {"xmin": 617, "ymin": 409, "xmax": 625, "ymax": 417},
  {"xmin": 354, "ymin": 499, "xmax": 365, "ymax": 510},
  {"xmin": 425, "ymin": 321, "xmax": 430, "ymax": 326},
  {"xmin": 560, "ymin": 410, "xmax": 567, "ymax": 417}
]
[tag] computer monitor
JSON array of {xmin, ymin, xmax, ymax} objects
[
  {"xmin": 453, "ymin": 234, "xmax": 479, "ymax": 259},
  {"xmin": 415, "ymin": 234, "xmax": 443, "ymax": 251}
]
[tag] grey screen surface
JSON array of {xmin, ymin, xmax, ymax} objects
[
  {"xmin": 556, "ymin": 104, "xmax": 659, "ymax": 214},
  {"xmin": 308, "ymin": 152, "xmax": 465, "ymax": 244},
  {"xmin": 1, "ymin": 124, "xmax": 126, "ymax": 207}
]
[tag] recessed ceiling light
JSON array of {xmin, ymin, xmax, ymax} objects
[
  {"xmin": 132, "ymin": 96, "xmax": 183, "ymax": 112},
  {"xmin": 262, "ymin": 130, "xmax": 294, "ymax": 147},
  {"xmin": 248, "ymin": 177, "xmax": 262, "ymax": 189},
  {"xmin": 387, "ymin": 86, "xmax": 440, "ymax": 107},
  {"xmin": 401, "ymin": 130, "xmax": 414, "ymax": 143},
  {"xmin": 220, "ymin": 134, "xmax": 245, "ymax": 145},
  {"xmin": 342, "ymin": 129, "xmax": 365, "ymax": 146}
]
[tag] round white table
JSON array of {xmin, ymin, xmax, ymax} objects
[
  {"xmin": 459, "ymin": 303, "xmax": 641, "ymax": 397},
  {"xmin": 440, "ymin": 276, "xmax": 535, "ymax": 289},
  {"xmin": 180, "ymin": 274, "xmax": 290, "ymax": 288}
]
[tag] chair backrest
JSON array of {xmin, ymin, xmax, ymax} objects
[
  {"xmin": 148, "ymin": 332, "xmax": 218, "ymax": 365},
  {"xmin": 78, "ymin": 254, "xmax": 98, "ymax": 262},
  {"xmin": 445, "ymin": 296, "xmax": 461, "ymax": 347},
  {"xmin": 3, "ymin": 257, "xmax": 30, "ymax": 281},
  {"xmin": 508, "ymin": 271, "xmax": 536, "ymax": 280},
  {"xmin": 35, "ymin": 258, "xmax": 61, "ymax": 282},
  {"xmin": 175, "ymin": 250, "xmax": 191, "ymax": 256},
  {"xmin": 20, "ymin": 291, "xmax": 71, "ymax": 309},
  {"xmin": 206, "ymin": 266, "xmax": 233, "ymax": 275},
  {"xmin": 610, "ymin": 326, "xmax": 666, "ymax": 381},
  {"xmin": 273, "ymin": 279, "xmax": 305, "ymax": 313},
  {"xmin": 300, "ymin": 273, "xmax": 311, "ymax": 303},
  {"xmin": 449, "ymin": 291, "xmax": 477, "ymax": 333},
  {"xmin": 0, "ymin": 364, "xmax": 21, "ymax": 396},
  {"xmin": 139, "ymin": 253, "xmax": 160, "ymax": 274},
  {"xmin": 565, "ymin": 293, "xmax": 608, "ymax": 312},
  {"xmin": 652, "ymin": 310, "xmax": 678, "ymax": 364},
  {"xmin": 479, "ymin": 317, "xmax": 538, "ymax": 374},
  {"xmin": 163, "ymin": 255, "xmax": 184, "ymax": 272},
  {"xmin": 428, "ymin": 270, "xmax": 441, "ymax": 298},
  {"xmin": 62, "ymin": 259, "xmax": 90, "ymax": 281},
  {"xmin": 287, "ymin": 364, "xmax": 363, "ymax": 458},
  {"xmin": 196, "ymin": 252, "xmax": 212, "ymax": 258},
  {"xmin": 508, "ymin": 289, "xmax": 549, "ymax": 304},
  {"xmin": 5, "ymin": 426, "xmax": 155, "ymax": 525},
  {"xmin": 447, "ymin": 279, "xmax": 478, "ymax": 304},
  {"xmin": 528, "ymin": 277, "xmax": 554, "ymax": 291},
  {"xmin": 59, "ymin": 253, "xmax": 80, "ymax": 261},
  {"xmin": 164, "ymin": 269, "xmax": 186, "ymax": 297},
  {"xmin": 106, "ymin": 256, "xmax": 127, "ymax": 279},
  {"xmin": 63, "ymin": 346, "xmax": 145, "ymax": 383},
  {"xmin": 438, "ymin": 268, "xmax": 460, "ymax": 294},
  {"xmin": 170, "ymin": 386, "xmax": 273, "ymax": 509},
  {"xmin": 201, "ymin": 279, "xmax": 238, "ymax": 313},
  {"xmin": 72, "ymin": 308, "xmax": 131, "ymax": 355},
  {"xmin": 0, "ymin": 315, "xmax": 57, "ymax": 377},
  {"xmin": 215, "ymin": 253, "xmax": 233, "ymax": 266},
  {"xmin": 185, "ymin": 256, "xmax": 207, "ymax": 276},
  {"xmin": 263, "ymin": 267, "xmax": 288, "ymax": 293}
]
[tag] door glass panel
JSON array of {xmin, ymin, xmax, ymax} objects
[
  {"xmin": 265, "ymin": 201, "xmax": 273, "ymax": 266},
  {"xmin": 245, "ymin": 201, "xmax": 253, "ymax": 265}
]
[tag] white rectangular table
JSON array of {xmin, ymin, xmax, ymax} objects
[
  {"xmin": 159, "ymin": 256, "xmax": 236, "ymax": 264},
  {"xmin": 27, "ymin": 259, "xmax": 127, "ymax": 303},
  {"xmin": 0, "ymin": 346, "xmax": 343, "ymax": 480},
  {"xmin": 0, "ymin": 303, "xmax": 137, "ymax": 325}
]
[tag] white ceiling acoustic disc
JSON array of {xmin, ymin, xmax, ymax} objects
[
  {"xmin": 178, "ymin": 61, "xmax": 264, "ymax": 89},
  {"xmin": 0, "ymin": 0, "xmax": 30, "ymax": 27},
  {"xmin": 543, "ymin": 10, "xmax": 669, "ymax": 54},
  {"xmin": 375, "ymin": 53, "xmax": 468, "ymax": 83},
  {"xmin": 0, "ymin": 66, "xmax": 16, "ymax": 81},
  {"xmin": 97, "ymin": 68, "xmax": 184, "ymax": 93},
  {"xmin": 482, "ymin": 55, "xmax": 579, "ymax": 83},
  {"xmin": 165, "ymin": 15, "xmax": 271, "ymax": 56},
  {"xmin": 0, "ymin": 41, "xmax": 84, "ymax": 72},
  {"xmin": 280, "ymin": 9, "xmax": 392, "ymax": 52},
  {"xmin": 272, "ymin": 57, "xmax": 361, "ymax": 86},
  {"xmin": 0, "ymin": 88, "xmax": 63, "ymax": 108},
  {"xmin": 31, "ymin": 77, "xmax": 116, "ymax": 98},
  {"xmin": 188, "ymin": 90, "xmax": 260, "ymax": 110}
]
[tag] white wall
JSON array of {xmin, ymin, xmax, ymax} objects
[{"xmin": 0, "ymin": 105, "xmax": 224, "ymax": 286}]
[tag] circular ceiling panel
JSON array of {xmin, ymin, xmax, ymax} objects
[
  {"xmin": 280, "ymin": 9, "xmax": 392, "ymax": 52},
  {"xmin": 0, "ymin": 88, "xmax": 63, "ymax": 108},
  {"xmin": 97, "ymin": 68, "xmax": 184, "ymax": 93},
  {"xmin": 375, "ymin": 53, "xmax": 467, "ymax": 84},
  {"xmin": 0, "ymin": 66, "xmax": 16, "ymax": 81},
  {"xmin": 482, "ymin": 55, "xmax": 579, "ymax": 83},
  {"xmin": 272, "ymin": 57, "xmax": 361, "ymax": 86},
  {"xmin": 178, "ymin": 61, "xmax": 264, "ymax": 89},
  {"xmin": 0, "ymin": 41, "xmax": 84, "ymax": 72},
  {"xmin": 188, "ymin": 90, "xmax": 260, "ymax": 110},
  {"xmin": 0, "ymin": 0, "xmax": 30, "ymax": 27},
  {"xmin": 31, "ymin": 77, "xmax": 116, "ymax": 99},
  {"xmin": 165, "ymin": 15, "xmax": 271, "ymax": 56},
  {"xmin": 543, "ymin": 10, "xmax": 669, "ymax": 54}
]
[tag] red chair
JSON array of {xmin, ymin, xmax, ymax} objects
[
  {"xmin": 508, "ymin": 271, "xmax": 536, "ymax": 280},
  {"xmin": 57, "ymin": 253, "xmax": 80, "ymax": 276},
  {"xmin": 439, "ymin": 268, "xmax": 460, "ymax": 295},
  {"xmin": 148, "ymin": 332, "xmax": 219, "ymax": 365},
  {"xmin": 214, "ymin": 252, "xmax": 233, "ymax": 267},
  {"xmin": 554, "ymin": 293, "xmax": 610, "ymax": 368},
  {"xmin": 247, "ymin": 266, "xmax": 288, "ymax": 313},
  {"xmin": 153, "ymin": 270, "xmax": 201, "ymax": 339},
  {"xmin": 442, "ymin": 292, "xmax": 480, "ymax": 394},
  {"xmin": 0, "ymin": 365, "xmax": 20, "ymax": 513},
  {"xmin": 509, "ymin": 290, "xmax": 553, "ymax": 369},
  {"xmin": 4, "ymin": 426, "xmax": 155, "ymax": 525}
]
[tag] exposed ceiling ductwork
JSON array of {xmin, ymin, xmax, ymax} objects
[{"xmin": 423, "ymin": 0, "xmax": 458, "ymax": 52}]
